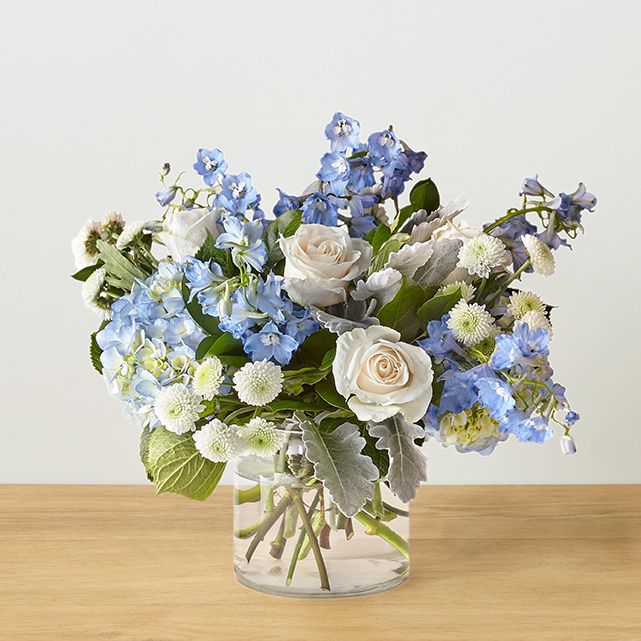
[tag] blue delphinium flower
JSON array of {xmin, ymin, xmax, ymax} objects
[
  {"xmin": 403, "ymin": 147, "xmax": 428, "ymax": 174},
  {"xmin": 490, "ymin": 324, "xmax": 550, "ymax": 370},
  {"xmin": 347, "ymin": 154, "xmax": 376, "ymax": 193},
  {"xmin": 475, "ymin": 377, "xmax": 515, "ymax": 420},
  {"xmin": 550, "ymin": 183, "xmax": 597, "ymax": 226},
  {"xmin": 500, "ymin": 410, "xmax": 552, "ymax": 443},
  {"xmin": 324, "ymin": 112, "xmax": 360, "ymax": 152},
  {"xmin": 301, "ymin": 192, "xmax": 339, "ymax": 226},
  {"xmin": 273, "ymin": 189, "xmax": 301, "ymax": 217},
  {"xmin": 347, "ymin": 194, "xmax": 377, "ymax": 238},
  {"xmin": 491, "ymin": 215, "xmax": 538, "ymax": 271},
  {"xmin": 253, "ymin": 272, "xmax": 291, "ymax": 323},
  {"xmin": 285, "ymin": 305, "xmax": 320, "ymax": 344},
  {"xmin": 183, "ymin": 257, "xmax": 225, "ymax": 303},
  {"xmin": 565, "ymin": 410, "xmax": 580, "ymax": 425},
  {"xmin": 520, "ymin": 174, "xmax": 554, "ymax": 199},
  {"xmin": 215, "ymin": 215, "xmax": 267, "ymax": 272},
  {"xmin": 367, "ymin": 129, "xmax": 402, "ymax": 166},
  {"xmin": 243, "ymin": 321, "xmax": 299, "ymax": 365},
  {"xmin": 418, "ymin": 317, "xmax": 462, "ymax": 365},
  {"xmin": 155, "ymin": 186, "xmax": 177, "ymax": 207},
  {"xmin": 317, "ymin": 152, "xmax": 351, "ymax": 195},
  {"xmin": 381, "ymin": 154, "xmax": 411, "ymax": 198},
  {"xmin": 215, "ymin": 172, "xmax": 260, "ymax": 215},
  {"xmin": 193, "ymin": 148, "xmax": 228, "ymax": 186}
]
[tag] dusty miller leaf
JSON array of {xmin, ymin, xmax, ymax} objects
[
  {"xmin": 367, "ymin": 415, "xmax": 427, "ymax": 503},
  {"xmin": 414, "ymin": 238, "xmax": 463, "ymax": 287},
  {"xmin": 300, "ymin": 420, "xmax": 379, "ymax": 517},
  {"xmin": 96, "ymin": 239, "xmax": 146, "ymax": 290},
  {"xmin": 311, "ymin": 299, "xmax": 380, "ymax": 335}
]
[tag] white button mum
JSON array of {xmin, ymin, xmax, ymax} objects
[
  {"xmin": 333, "ymin": 325, "xmax": 433, "ymax": 423},
  {"xmin": 233, "ymin": 360, "xmax": 283, "ymax": 406},
  {"xmin": 457, "ymin": 233, "xmax": 508, "ymax": 278},
  {"xmin": 72, "ymin": 219, "xmax": 103, "ymax": 269},
  {"xmin": 507, "ymin": 290, "xmax": 546, "ymax": 319},
  {"xmin": 447, "ymin": 300, "xmax": 495, "ymax": 347},
  {"xmin": 522, "ymin": 234, "xmax": 556, "ymax": 276},
  {"xmin": 81, "ymin": 267, "xmax": 111, "ymax": 320},
  {"xmin": 515, "ymin": 310, "xmax": 553, "ymax": 338},
  {"xmin": 193, "ymin": 419, "xmax": 237, "ymax": 462},
  {"xmin": 153, "ymin": 383, "xmax": 204, "ymax": 434},
  {"xmin": 236, "ymin": 417, "xmax": 286, "ymax": 457},
  {"xmin": 192, "ymin": 357, "xmax": 225, "ymax": 400},
  {"xmin": 116, "ymin": 220, "xmax": 145, "ymax": 249},
  {"xmin": 437, "ymin": 280, "xmax": 476, "ymax": 302}
]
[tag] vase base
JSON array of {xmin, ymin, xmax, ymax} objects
[{"xmin": 234, "ymin": 566, "xmax": 409, "ymax": 599}]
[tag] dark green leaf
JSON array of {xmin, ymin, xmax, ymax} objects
[
  {"xmin": 217, "ymin": 354, "xmax": 249, "ymax": 368},
  {"xmin": 369, "ymin": 233, "xmax": 410, "ymax": 274},
  {"xmin": 294, "ymin": 329, "xmax": 336, "ymax": 368},
  {"xmin": 377, "ymin": 278, "xmax": 428, "ymax": 341},
  {"xmin": 314, "ymin": 377, "xmax": 349, "ymax": 410},
  {"xmin": 196, "ymin": 333, "xmax": 243, "ymax": 361},
  {"xmin": 264, "ymin": 209, "xmax": 302, "ymax": 265},
  {"xmin": 195, "ymin": 231, "xmax": 234, "ymax": 276},
  {"xmin": 71, "ymin": 262, "xmax": 103, "ymax": 282},
  {"xmin": 366, "ymin": 223, "xmax": 392, "ymax": 254},
  {"xmin": 181, "ymin": 278, "xmax": 221, "ymax": 335},
  {"xmin": 393, "ymin": 178, "xmax": 440, "ymax": 231},
  {"xmin": 319, "ymin": 347, "xmax": 336, "ymax": 371},
  {"xmin": 282, "ymin": 367, "xmax": 329, "ymax": 395},
  {"xmin": 417, "ymin": 286, "xmax": 462, "ymax": 325},
  {"xmin": 267, "ymin": 399, "xmax": 328, "ymax": 413},
  {"xmin": 90, "ymin": 332, "xmax": 103, "ymax": 374}
]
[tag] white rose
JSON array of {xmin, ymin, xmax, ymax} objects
[
  {"xmin": 280, "ymin": 224, "xmax": 372, "ymax": 308},
  {"xmin": 333, "ymin": 325, "xmax": 433, "ymax": 423},
  {"xmin": 156, "ymin": 208, "xmax": 223, "ymax": 262}
]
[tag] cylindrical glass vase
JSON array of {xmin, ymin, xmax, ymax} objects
[{"xmin": 233, "ymin": 428, "xmax": 409, "ymax": 598}]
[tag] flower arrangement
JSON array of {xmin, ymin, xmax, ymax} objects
[{"xmin": 72, "ymin": 112, "xmax": 595, "ymax": 594}]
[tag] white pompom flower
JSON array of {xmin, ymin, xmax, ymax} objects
[
  {"xmin": 192, "ymin": 357, "xmax": 225, "ymax": 400},
  {"xmin": 233, "ymin": 360, "xmax": 283, "ymax": 406},
  {"xmin": 236, "ymin": 417, "xmax": 286, "ymax": 458},
  {"xmin": 507, "ymin": 290, "xmax": 546, "ymax": 319},
  {"xmin": 193, "ymin": 419, "xmax": 237, "ymax": 462},
  {"xmin": 72, "ymin": 219, "xmax": 103, "ymax": 269},
  {"xmin": 81, "ymin": 267, "xmax": 111, "ymax": 320},
  {"xmin": 437, "ymin": 280, "xmax": 476, "ymax": 302},
  {"xmin": 153, "ymin": 383, "xmax": 204, "ymax": 434},
  {"xmin": 116, "ymin": 221, "xmax": 146, "ymax": 249},
  {"xmin": 447, "ymin": 300, "xmax": 496, "ymax": 347},
  {"xmin": 522, "ymin": 234, "xmax": 555, "ymax": 276},
  {"xmin": 457, "ymin": 234, "xmax": 508, "ymax": 278},
  {"xmin": 102, "ymin": 210, "xmax": 125, "ymax": 239},
  {"xmin": 515, "ymin": 310, "xmax": 553, "ymax": 338}
]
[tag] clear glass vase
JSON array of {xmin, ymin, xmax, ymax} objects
[{"xmin": 233, "ymin": 427, "xmax": 410, "ymax": 598}]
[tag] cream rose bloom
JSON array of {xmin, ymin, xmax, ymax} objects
[
  {"xmin": 333, "ymin": 325, "xmax": 433, "ymax": 423},
  {"xmin": 156, "ymin": 208, "xmax": 223, "ymax": 262},
  {"xmin": 279, "ymin": 224, "xmax": 372, "ymax": 307}
]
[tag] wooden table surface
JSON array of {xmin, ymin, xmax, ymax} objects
[{"xmin": 1, "ymin": 485, "xmax": 640, "ymax": 641}]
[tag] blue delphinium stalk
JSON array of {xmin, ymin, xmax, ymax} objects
[
  {"xmin": 324, "ymin": 112, "xmax": 361, "ymax": 152},
  {"xmin": 316, "ymin": 152, "xmax": 351, "ymax": 195},
  {"xmin": 215, "ymin": 215, "xmax": 267, "ymax": 272},
  {"xmin": 193, "ymin": 148, "xmax": 228, "ymax": 186},
  {"xmin": 273, "ymin": 189, "xmax": 301, "ymax": 217},
  {"xmin": 301, "ymin": 192, "xmax": 339, "ymax": 226},
  {"xmin": 215, "ymin": 172, "xmax": 260, "ymax": 215},
  {"xmin": 367, "ymin": 129, "xmax": 402, "ymax": 166}
]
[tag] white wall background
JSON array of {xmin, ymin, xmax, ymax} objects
[{"xmin": 1, "ymin": 0, "xmax": 639, "ymax": 485}]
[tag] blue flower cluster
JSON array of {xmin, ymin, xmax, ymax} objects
[
  {"xmin": 491, "ymin": 175, "xmax": 597, "ymax": 271},
  {"xmin": 273, "ymin": 112, "xmax": 427, "ymax": 237},
  {"xmin": 96, "ymin": 262, "xmax": 206, "ymax": 428},
  {"xmin": 185, "ymin": 258, "xmax": 318, "ymax": 365},
  {"xmin": 420, "ymin": 319, "xmax": 576, "ymax": 454}
]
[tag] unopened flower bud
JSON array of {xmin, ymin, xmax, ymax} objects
[
  {"xmin": 160, "ymin": 162, "xmax": 171, "ymax": 177},
  {"xmin": 560, "ymin": 434, "xmax": 577, "ymax": 456}
]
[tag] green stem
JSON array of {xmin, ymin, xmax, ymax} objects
[
  {"xmin": 382, "ymin": 502, "xmax": 410, "ymax": 518},
  {"xmin": 234, "ymin": 520, "xmax": 262, "ymax": 539},
  {"xmin": 354, "ymin": 511, "xmax": 410, "ymax": 559},
  {"xmin": 483, "ymin": 205, "xmax": 553, "ymax": 233},
  {"xmin": 285, "ymin": 491, "xmax": 322, "ymax": 588},
  {"xmin": 291, "ymin": 492, "xmax": 330, "ymax": 591},
  {"xmin": 244, "ymin": 494, "xmax": 293, "ymax": 563},
  {"xmin": 234, "ymin": 484, "xmax": 261, "ymax": 505}
]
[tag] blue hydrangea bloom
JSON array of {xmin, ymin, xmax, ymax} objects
[
  {"xmin": 215, "ymin": 172, "xmax": 260, "ymax": 214},
  {"xmin": 439, "ymin": 369, "xmax": 479, "ymax": 414},
  {"xmin": 500, "ymin": 410, "xmax": 552, "ymax": 443},
  {"xmin": 215, "ymin": 215, "xmax": 267, "ymax": 272},
  {"xmin": 301, "ymin": 193, "xmax": 339, "ymax": 226},
  {"xmin": 193, "ymin": 148, "xmax": 228, "ymax": 186},
  {"xmin": 273, "ymin": 189, "xmax": 301, "ymax": 217},
  {"xmin": 324, "ymin": 112, "xmax": 360, "ymax": 152},
  {"xmin": 243, "ymin": 321, "xmax": 299, "ymax": 365},
  {"xmin": 317, "ymin": 152, "xmax": 351, "ymax": 195},
  {"xmin": 367, "ymin": 129, "xmax": 402, "ymax": 166},
  {"xmin": 475, "ymin": 377, "xmax": 515, "ymax": 420}
]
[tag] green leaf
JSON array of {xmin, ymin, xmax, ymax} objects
[
  {"xmin": 393, "ymin": 178, "xmax": 440, "ymax": 231},
  {"xmin": 300, "ymin": 420, "xmax": 379, "ymax": 517},
  {"xmin": 366, "ymin": 224, "xmax": 392, "ymax": 254},
  {"xmin": 195, "ymin": 231, "xmax": 234, "ymax": 276},
  {"xmin": 367, "ymin": 415, "xmax": 427, "ymax": 503},
  {"xmin": 146, "ymin": 427, "xmax": 226, "ymax": 500},
  {"xmin": 266, "ymin": 399, "xmax": 328, "ymax": 413},
  {"xmin": 217, "ymin": 354, "xmax": 249, "ymax": 368},
  {"xmin": 139, "ymin": 428, "xmax": 154, "ymax": 482},
  {"xmin": 90, "ymin": 332, "xmax": 103, "ymax": 374},
  {"xmin": 96, "ymin": 240, "xmax": 146, "ymax": 290},
  {"xmin": 282, "ymin": 367, "xmax": 329, "ymax": 395},
  {"xmin": 369, "ymin": 233, "xmax": 410, "ymax": 274},
  {"xmin": 319, "ymin": 347, "xmax": 336, "ymax": 371},
  {"xmin": 195, "ymin": 333, "xmax": 243, "ymax": 361},
  {"xmin": 314, "ymin": 377, "xmax": 349, "ymax": 410},
  {"xmin": 264, "ymin": 209, "xmax": 302, "ymax": 265},
  {"xmin": 294, "ymin": 329, "xmax": 336, "ymax": 368},
  {"xmin": 181, "ymin": 278, "xmax": 221, "ymax": 335},
  {"xmin": 71, "ymin": 262, "xmax": 103, "ymax": 282},
  {"xmin": 377, "ymin": 278, "xmax": 428, "ymax": 341},
  {"xmin": 417, "ymin": 286, "xmax": 462, "ymax": 325}
]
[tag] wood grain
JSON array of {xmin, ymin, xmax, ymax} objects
[{"xmin": 0, "ymin": 485, "xmax": 640, "ymax": 641}]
